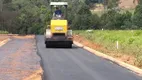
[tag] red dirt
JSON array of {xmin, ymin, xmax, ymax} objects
[
  {"xmin": 74, "ymin": 35, "xmax": 136, "ymax": 66},
  {"xmin": 0, "ymin": 35, "xmax": 9, "ymax": 42}
]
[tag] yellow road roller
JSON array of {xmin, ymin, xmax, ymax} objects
[{"xmin": 44, "ymin": 2, "xmax": 73, "ymax": 48}]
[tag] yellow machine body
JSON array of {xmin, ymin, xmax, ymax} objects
[{"xmin": 50, "ymin": 20, "xmax": 68, "ymax": 34}]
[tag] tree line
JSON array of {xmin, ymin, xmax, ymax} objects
[
  {"xmin": 72, "ymin": 0, "xmax": 142, "ymax": 30},
  {"xmin": 0, "ymin": 0, "xmax": 142, "ymax": 34}
]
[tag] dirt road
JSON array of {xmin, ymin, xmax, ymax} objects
[{"xmin": 0, "ymin": 36, "xmax": 42, "ymax": 80}]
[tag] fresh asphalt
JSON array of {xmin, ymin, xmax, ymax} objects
[{"xmin": 36, "ymin": 35, "xmax": 142, "ymax": 80}]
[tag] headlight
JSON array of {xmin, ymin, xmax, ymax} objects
[{"xmin": 46, "ymin": 29, "xmax": 52, "ymax": 38}]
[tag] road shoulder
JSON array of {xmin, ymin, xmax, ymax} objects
[
  {"xmin": 0, "ymin": 38, "xmax": 11, "ymax": 47},
  {"xmin": 74, "ymin": 41, "xmax": 142, "ymax": 76}
]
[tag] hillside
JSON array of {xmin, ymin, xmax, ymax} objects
[
  {"xmin": 93, "ymin": 0, "xmax": 139, "ymax": 10},
  {"xmin": 119, "ymin": 0, "xmax": 138, "ymax": 9}
]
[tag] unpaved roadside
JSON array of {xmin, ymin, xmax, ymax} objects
[
  {"xmin": 0, "ymin": 35, "xmax": 9, "ymax": 42},
  {"xmin": 73, "ymin": 35, "xmax": 138, "ymax": 68},
  {"xmin": 0, "ymin": 35, "xmax": 42, "ymax": 80}
]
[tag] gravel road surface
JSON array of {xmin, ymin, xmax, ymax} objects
[{"xmin": 0, "ymin": 36, "xmax": 41, "ymax": 80}]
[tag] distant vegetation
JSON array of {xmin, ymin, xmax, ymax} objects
[
  {"xmin": 0, "ymin": 0, "xmax": 142, "ymax": 34},
  {"xmin": 0, "ymin": 0, "xmax": 50, "ymax": 34}
]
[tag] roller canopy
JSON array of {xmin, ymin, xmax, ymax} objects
[{"xmin": 50, "ymin": 2, "xmax": 68, "ymax": 6}]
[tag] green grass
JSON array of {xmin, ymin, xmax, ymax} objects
[
  {"xmin": 0, "ymin": 31, "xmax": 9, "ymax": 34},
  {"xmin": 74, "ymin": 30, "xmax": 142, "ymax": 67}
]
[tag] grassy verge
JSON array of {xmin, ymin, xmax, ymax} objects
[
  {"xmin": 0, "ymin": 31, "xmax": 9, "ymax": 34},
  {"xmin": 74, "ymin": 30, "xmax": 142, "ymax": 68}
]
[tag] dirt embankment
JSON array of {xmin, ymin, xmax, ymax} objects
[{"xmin": 0, "ymin": 35, "xmax": 43, "ymax": 80}]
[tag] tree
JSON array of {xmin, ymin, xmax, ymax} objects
[
  {"xmin": 71, "ymin": 3, "xmax": 93, "ymax": 29},
  {"xmin": 89, "ymin": 14, "xmax": 100, "ymax": 29},
  {"xmin": 3, "ymin": 0, "xmax": 12, "ymax": 4},
  {"xmin": 6, "ymin": 0, "xmax": 50, "ymax": 34},
  {"xmin": 77, "ymin": 4, "xmax": 91, "ymax": 15},
  {"xmin": 107, "ymin": 0, "xmax": 119, "ymax": 9},
  {"xmin": 121, "ymin": 11, "xmax": 133, "ymax": 29},
  {"xmin": 133, "ymin": 0, "xmax": 142, "ymax": 29},
  {"xmin": 101, "ymin": 9, "xmax": 126, "ymax": 30}
]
